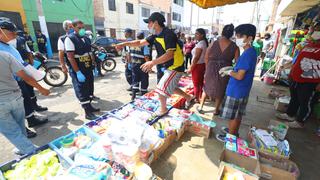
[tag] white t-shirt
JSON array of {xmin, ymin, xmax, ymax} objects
[
  {"xmin": 8, "ymin": 39, "xmax": 31, "ymax": 52},
  {"xmin": 263, "ymin": 39, "xmax": 274, "ymax": 53},
  {"xmin": 57, "ymin": 37, "xmax": 65, "ymax": 51},
  {"xmin": 191, "ymin": 40, "xmax": 207, "ymax": 64}
]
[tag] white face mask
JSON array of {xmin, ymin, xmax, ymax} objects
[
  {"xmin": 149, "ymin": 24, "xmax": 156, "ymax": 35},
  {"xmin": 311, "ymin": 31, "xmax": 320, "ymax": 40},
  {"xmin": 235, "ymin": 38, "xmax": 246, "ymax": 47}
]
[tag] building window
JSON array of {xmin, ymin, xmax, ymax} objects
[
  {"xmin": 126, "ymin": 2, "xmax": 134, "ymax": 14},
  {"xmin": 172, "ymin": 12, "xmax": 181, "ymax": 22},
  {"xmin": 173, "ymin": 0, "xmax": 184, "ymax": 7},
  {"xmin": 108, "ymin": 0, "xmax": 116, "ymax": 11},
  {"xmin": 141, "ymin": 7, "xmax": 150, "ymax": 18}
]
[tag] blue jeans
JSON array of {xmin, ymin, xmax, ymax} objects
[{"xmin": 0, "ymin": 96, "xmax": 36, "ymax": 154}]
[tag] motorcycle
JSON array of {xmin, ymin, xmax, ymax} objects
[
  {"xmin": 93, "ymin": 47, "xmax": 117, "ymax": 72},
  {"xmin": 33, "ymin": 52, "xmax": 68, "ymax": 87}
]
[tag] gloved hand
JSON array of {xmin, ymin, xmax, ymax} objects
[
  {"xmin": 93, "ymin": 67, "xmax": 99, "ymax": 77},
  {"xmin": 76, "ymin": 71, "xmax": 86, "ymax": 82}
]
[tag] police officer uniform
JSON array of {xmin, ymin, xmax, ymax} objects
[
  {"xmin": 130, "ymin": 44, "xmax": 150, "ymax": 100},
  {"xmin": 36, "ymin": 33, "xmax": 47, "ymax": 54},
  {"xmin": 25, "ymin": 34, "xmax": 34, "ymax": 52},
  {"xmin": 64, "ymin": 33, "xmax": 99, "ymax": 120}
]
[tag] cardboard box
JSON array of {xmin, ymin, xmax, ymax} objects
[
  {"xmin": 152, "ymin": 133, "xmax": 177, "ymax": 162},
  {"xmin": 247, "ymin": 128, "xmax": 290, "ymax": 161},
  {"xmin": 217, "ymin": 162, "xmax": 259, "ymax": 180},
  {"xmin": 186, "ymin": 120, "xmax": 212, "ymax": 138},
  {"xmin": 259, "ymin": 153, "xmax": 299, "ymax": 180},
  {"xmin": 175, "ymin": 123, "xmax": 186, "ymax": 141},
  {"xmin": 220, "ymin": 149, "xmax": 261, "ymax": 175},
  {"xmin": 274, "ymin": 96, "xmax": 290, "ymax": 112}
]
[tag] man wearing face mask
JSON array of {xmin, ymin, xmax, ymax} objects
[
  {"xmin": 216, "ymin": 24, "xmax": 258, "ymax": 142},
  {"xmin": 0, "ymin": 18, "xmax": 50, "ymax": 155},
  {"xmin": 35, "ymin": 30, "xmax": 47, "ymax": 55},
  {"xmin": 116, "ymin": 12, "xmax": 194, "ymax": 116},
  {"xmin": 276, "ymin": 26, "xmax": 320, "ymax": 129},
  {"xmin": 64, "ymin": 19, "xmax": 100, "ymax": 120},
  {"xmin": 58, "ymin": 20, "xmax": 74, "ymax": 74}
]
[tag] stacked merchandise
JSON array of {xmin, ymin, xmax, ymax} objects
[
  {"xmin": 0, "ymin": 76, "xmax": 197, "ymax": 180},
  {"xmin": 248, "ymin": 127, "xmax": 291, "ymax": 159}
]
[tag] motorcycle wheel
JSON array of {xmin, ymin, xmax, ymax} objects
[
  {"xmin": 102, "ymin": 58, "xmax": 116, "ymax": 71},
  {"xmin": 44, "ymin": 66, "xmax": 68, "ymax": 87}
]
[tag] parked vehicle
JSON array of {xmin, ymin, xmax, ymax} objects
[
  {"xmin": 33, "ymin": 52, "xmax": 68, "ymax": 87},
  {"xmin": 92, "ymin": 37, "xmax": 122, "ymax": 56},
  {"xmin": 93, "ymin": 47, "xmax": 117, "ymax": 72}
]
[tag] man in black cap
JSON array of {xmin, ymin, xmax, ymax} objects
[{"xmin": 116, "ymin": 12, "xmax": 193, "ymax": 116}]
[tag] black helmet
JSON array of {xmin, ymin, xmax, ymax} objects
[{"xmin": 0, "ymin": 17, "xmax": 17, "ymax": 32}]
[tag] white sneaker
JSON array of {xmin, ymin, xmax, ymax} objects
[
  {"xmin": 288, "ymin": 121, "xmax": 304, "ymax": 129},
  {"xmin": 276, "ymin": 113, "xmax": 295, "ymax": 122}
]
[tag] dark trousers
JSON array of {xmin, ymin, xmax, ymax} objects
[
  {"xmin": 125, "ymin": 63, "xmax": 132, "ymax": 86},
  {"xmin": 95, "ymin": 57, "xmax": 102, "ymax": 75},
  {"xmin": 286, "ymin": 81, "xmax": 317, "ymax": 124},
  {"xmin": 17, "ymin": 81, "xmax": 34, "ymax": 118},
  {"xmin": 69, "ymin": 70, "xmax": 94, "ymax": 109},
  {"xmin": 132, "ymin": 63, "xmax": 149, "ymax": 92},
  {"xmin": 156, "ymin": 65, "xmax": 164, "ymax": 84},
  {"xmin": 185, "ymin": 53, "xmax": 192, "ymax": 69}
]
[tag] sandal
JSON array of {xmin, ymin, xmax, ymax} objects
[{"xmin": 185, "ymin": 96, "xmax": 196, "ymax": 109}]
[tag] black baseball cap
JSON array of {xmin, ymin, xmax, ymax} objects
[
  {"xmin": 143, "ymin": 12, "xmax": 166, "ymax": 25},
  {"xmin": 124, "ymin": 28, "xmax": 133, "ymax": 33},
  {"xmin": 0, "ymin": 17, "xmax": 17, "ymax": 32}
]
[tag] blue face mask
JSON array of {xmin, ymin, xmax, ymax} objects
[{"xmin": 68, "ymin": 28, "xmax": 74, "ymax": 34}]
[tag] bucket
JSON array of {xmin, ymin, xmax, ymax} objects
[{"xmin": 264, "ymin": 74, "xmax": 275, "ymax": 85}]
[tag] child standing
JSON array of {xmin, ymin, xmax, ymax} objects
[{"xmin": 216, "ymin": 24, "xmax": 257, "ymax": 141}]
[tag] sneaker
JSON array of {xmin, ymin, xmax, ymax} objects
[
  {"xmin": 276, "ymin": 113, "xmax": 295, "ymax": 122},
  {"xmin": 26, "ymin": 128, "xmax": 37, "ymax": 138},
  {"xmin": 185, "ymin": 96, "xmax": 195, "ymax": 109},
  {"xmin": 34, "ymin": 105, "xmax": 48, "ymax": 112},
  {"xmin": 27, "ymin": 116, "xmax": 48, "ymax": 128},
  {"xmin": 288, "ymin": 121, "xmax": 304, "ymax": 129},
  {"xmin": 216, "ymin": 134, "xmax": 226, "ymax": 142},
  {"xmin": 220, "ymin": 127, "xmax": 240, "ymax": 137},
  {"xmin": 13, "ymin": 149, "xmax": 25, "ymax": 156},
  {"xmin": 221, "ymin": 126, "xmax": 229, "ymax": 135},
  {"xmin": 85, "ymin": 111, "xmax": 98, "ymax": 120}
]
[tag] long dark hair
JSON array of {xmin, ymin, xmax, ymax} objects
[
  {"xmin": 222, "ymin": 24, "xmax": 234, "ymax": 39},
  {"xmin": 196, "ymin": 28, "xmax": 208, "ymax": 47}
]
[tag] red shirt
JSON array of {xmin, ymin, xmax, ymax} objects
[
  {"xmin": 290, "ymin": 42, "xmax": 320, "ymax": 83},
  {"xmin": 184, "ymin": 42, "xmax": 195, "ymax": 54}
]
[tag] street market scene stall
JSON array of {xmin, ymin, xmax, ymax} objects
[{"xmin": 0, "ymin": 0, "xmax": 319, "ymax": 179}]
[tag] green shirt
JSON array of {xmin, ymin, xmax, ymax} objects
[{"xmin": 253, "ymin": 40, "xmax": 263, "ymax": 56}]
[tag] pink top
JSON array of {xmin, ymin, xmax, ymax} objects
[{"xmin": 184, "ymin": 42, "xmax": 195, "ymax": 54}]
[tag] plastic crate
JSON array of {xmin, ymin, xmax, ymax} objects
[
  {"xmin": 49, "ymin": 126, "xmax": 101, "ymax": 164},
  {"xmin": 0, "ymin": 144, "xmax": 71, "ymax": 180}
]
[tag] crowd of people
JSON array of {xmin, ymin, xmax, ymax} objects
[{"xmin": 0, "ymin": 10, "xmax": 319, "ymax": 157}]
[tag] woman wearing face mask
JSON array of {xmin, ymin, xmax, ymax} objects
[
  {"xmin": 198, "ymin": 24, "xmax": 239, "ymax": 115},
  {"xmin": 216, "ymin": 24, "xmax": 258, "ymax": 142},
  {"xmin": 276, "ymin": 25, "xmax": 320, "ymax": 129},
  {"xmin": 188, "ymin": 28, "xmax": 208, "ymax": 103}
]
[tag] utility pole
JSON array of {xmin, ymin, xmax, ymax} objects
[{"xmin": 35, "ymin": 0, "xmax": 53, "ymax": 58}]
